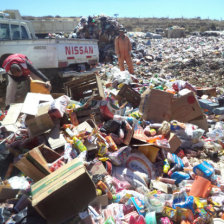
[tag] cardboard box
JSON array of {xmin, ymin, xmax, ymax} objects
[
  {"xmin": 0, "ymin": 185, "xmax": 19, "ymax": 202},
  {"xmin": 133, "ymin": 130, "xmax": 181, "ymax": 154},
  {"xmin": 19, "ymin": 93, "xmax": 55, "ymax": 137},
  {"xmin": 196, "ymin": 87, "xmax": 216, "ymax": 97},
  {"xmin": 117, "ymin": 84, "xmax": 141, "ymax": 108},
  {"xmin": 21, "ymin": 93, "xmax": 53, "ymax": 116},
  {"xmin": 25, "ymin": 113, "xmax": 55, "ymax": 137},
  {"xmin": 189, "ymin": 115, "xmax": 208, "ymax": 131},
  {"xmin": 137, "ymin": 145, "xmax": 160, "ymax": 163},
  {"xmin": 140, "ymin": 89, "xmax": 173, "ymax": 122},
  {"xmin": 15, "ymin": 144, "xmax": 61, "ymax": 182},
  {"xmin": 172, "ymin": 89, "xmax": 204, "ymax": 122},
  {"xmin": 31, "ymin": 158, "xmax": 96, "ymax": 224},
  {"xmin": 140, "ymin": 89, "xmax": 203, "ymax": 123},
  {"xmin": 163, "ymin": 133, "xmax": 182, "ymax": 153},
  {"xmin": 64, "ymin": 73, "xmax": 105, "ymax": 101}
]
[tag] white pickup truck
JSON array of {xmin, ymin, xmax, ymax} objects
[{"xmin": 0, "ymin": 10, "xmax": 99, "ymax": 78}]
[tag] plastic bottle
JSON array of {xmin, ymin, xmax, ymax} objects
[
  {"xmin": 65, "ymin": 128, "xmax": 87, "ymax": 152},
  {"xmin": 73, "ymin": 136, "xmax": 87, "ymax": 152},
  {"xmin": 163, "ymin": 159, "xmax": 170, "ymax": 174},
  {"xmin": 167, "ymin": 153, "xmax": 184, "ymax": 169}
]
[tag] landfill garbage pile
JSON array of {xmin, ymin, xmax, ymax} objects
[
  {"xmin": 74, "ymin": 15, "xmax": 123, "ymax": 63},
  {"xmin": 1, "ymin": 61, "xmax": 224, "ymax": 224},
  {"xmin": 126, "ymin": 34, "xmax": 224, "ymax": 91}
]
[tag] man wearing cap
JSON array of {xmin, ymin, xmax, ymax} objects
[
  {"xmin": 115, "ymin": 28, "xmax": 134, "ymax": 74},
  {"xmin": 2, "ymin": 53, "xmax": 51, "ymax": 109}
]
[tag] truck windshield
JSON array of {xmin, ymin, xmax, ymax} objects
[{"xmin": 0, "ymin": 23, "xmax": 10, "ymax": 40}]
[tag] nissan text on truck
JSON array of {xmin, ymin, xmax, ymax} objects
[{"xmin": 0, "ymin": 10, "xmax": 99, "ymax": 85}]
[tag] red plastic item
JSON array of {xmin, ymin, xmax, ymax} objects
[{"xmin": 129, "ymin": 215, "xmax": 146, "ymax": 224}]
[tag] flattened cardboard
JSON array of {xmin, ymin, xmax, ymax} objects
[
  {"xmin": 21, "ymin": 93, "xmax": 53, "ymax": 116},
  {"xmin": 2, "ymin": 103, "xmax": 23, "ymax": 126},
  {"xmin": 2, "ymin": 103, "xmax": 23, "ymax": 132},
  {"xmin": 31, "ymin": 158, "xmax": 96, "ymax": 224}
]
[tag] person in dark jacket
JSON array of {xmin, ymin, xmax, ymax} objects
[{"xmin": 2, "ymin": 54, "xmax": 51, "ymax": 108}]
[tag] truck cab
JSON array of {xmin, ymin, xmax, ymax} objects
[
  {"xmin": 0, "ymin": 10, "xmax": 36, "ymax": 41},
  {"xmin": 0, "ymin": 10, "xmax": 99, "ymax": 78}
]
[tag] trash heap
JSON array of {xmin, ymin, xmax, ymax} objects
[
  {"xmin": 1, "ymin": 66, "xmax": 224, "ymax": 224},
  {"xmin": 126, "ymin": 34, "xmax": 224, "ymax": 90},
  {"xmin": 74, "ymin": 15, "xmax": 123, "ymax": 63}
]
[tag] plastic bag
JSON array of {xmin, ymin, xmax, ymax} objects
[{"xmin": 49, "ymin": 95, "xmax": 70, "ymax": 118}]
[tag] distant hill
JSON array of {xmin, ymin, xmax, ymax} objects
[
  {"xmin": 117, "ymin": 17, "xmax": 224, "ymax": 33},
  {"xmin": 22, "ymin": 16, "xmax": 224, "ymax": 33}
]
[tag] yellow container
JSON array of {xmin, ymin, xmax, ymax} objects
[{"xmin": 30, "ymin": 80, "xmax": 50, "ymax": 94}]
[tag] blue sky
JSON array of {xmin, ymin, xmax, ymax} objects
[{"xmin": 2, "ymin": 0, "xmax": 224, "ymax": 20}]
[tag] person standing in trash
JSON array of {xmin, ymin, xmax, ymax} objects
[
  {"xmin": 115, "ymin": 27, "xmax": 134, "ymax": 74},
  {"xmin": 2, "ymin": 53, "xmax": 51, "ymax": 109}
]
